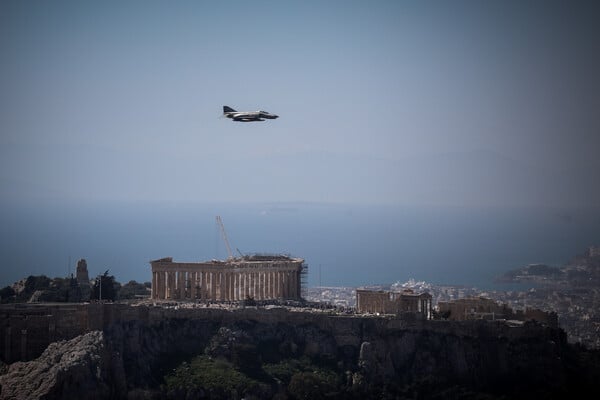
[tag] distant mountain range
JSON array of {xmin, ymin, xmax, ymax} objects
[{"xmin": 497, "ymin": 245, "xmax": 600, "ymax": 286}]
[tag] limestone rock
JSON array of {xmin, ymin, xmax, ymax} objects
[{"xmin": 0, "ymin": 331, "xmax": 125, "ymax": 400}]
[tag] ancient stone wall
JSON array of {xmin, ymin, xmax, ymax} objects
[
  {"xmin": 438, "ymin": 297, "xmax": 558, "ymax": 325},
  {"xmin": 0, "ymin": 301, "xmax": 563, "ymax": 364},
  {"xmin": 1, "ymin": 304, "xmax": 590, "ymax": 400},
  {"xmin": 438, "ymin": 297, "xmax": 506, "ymax": 320}
]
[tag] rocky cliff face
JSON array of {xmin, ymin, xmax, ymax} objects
[
  {"xmin": 0, "ymin": 309, "xmax": 597, "ymax": 399},
  {"xmin": 0, "ymin": 331, "xmax": 126, "ymax": 400}
]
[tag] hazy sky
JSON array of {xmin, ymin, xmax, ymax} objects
[{"xmin": 2, "ymin": 0, "xmax": 599, "ymax": 207}]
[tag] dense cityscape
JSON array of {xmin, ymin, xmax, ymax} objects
[
  {"xmin": 306, "ymin": 245, "xmax": 600, "ymax": 349},
  {"xmin": 1, "ymin": 246, "xmax": 598, "ymax": 399}
]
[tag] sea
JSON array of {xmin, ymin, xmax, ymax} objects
[{"xmin": 1, "ymin": 200, "xmax": 599, "ymax": 290}]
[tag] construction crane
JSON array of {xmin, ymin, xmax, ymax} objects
[{"xmin": 216, "ymin": 216, "xmax": 234, "ymax": 260}]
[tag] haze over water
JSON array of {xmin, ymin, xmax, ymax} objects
[
  {"xmin": 1, "ymin": 201, "xmax": 598, "ymax": 289},
  {"xmin": 2, "ymin": 1, "xmax": 599, "ymax": 290}
]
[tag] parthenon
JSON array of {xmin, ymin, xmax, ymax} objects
[{"xmin": 150, "ymin": 255, "xmax": 305, "ymax": 301}]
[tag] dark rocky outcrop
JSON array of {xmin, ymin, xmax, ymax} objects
[
  {"xmin": 1, "ymin": 307, "xmax": 598, "ymax": 399},
  {"xmin": 0, "ymin": 331, "xmax": 126, "ymax": 400}
]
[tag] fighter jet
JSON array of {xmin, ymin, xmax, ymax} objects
[{"xmin": 223, "ymin": 106, "xmax": 279, "ymax": 122}]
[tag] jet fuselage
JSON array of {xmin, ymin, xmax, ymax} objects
[{"xmin": 223, "ymin": 106, "xmax": 278, "ymax": 122}]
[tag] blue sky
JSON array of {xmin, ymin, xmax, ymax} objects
[{"xmin": 1, "ymin": 0, "xmax": 599, "ymax": 206}]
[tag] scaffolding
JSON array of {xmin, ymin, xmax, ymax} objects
[{"xmin": 300, "ymin": 262, "xmax": 309, "ymax": 299}]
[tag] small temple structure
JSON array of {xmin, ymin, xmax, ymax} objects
[{"xmin": 356, "ymin": 288, "xmax": 432, "ymax": 319}]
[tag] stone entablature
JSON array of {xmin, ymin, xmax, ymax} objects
[{"xmin": 150, "ymin": 256, "xmax": 304, "ymax": 301}]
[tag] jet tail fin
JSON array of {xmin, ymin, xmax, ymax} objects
[{"xmin": 223, "ymin": 106, "xmax": 236, "ymax": 113}]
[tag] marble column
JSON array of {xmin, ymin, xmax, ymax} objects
[
  {"xmin": 239, "ymin": 273, "xmax": 244, "ymax": 299},
  {"xmin": 200, "ymin": 272, "xmax": 206, "ymax": 300},
  {"xmin": 233, "ymin": 273, "xmax": 238, "ymax": 301},
  {"xmin": 168, "ymin": 271, "xmax": 175, "ymax": 299},
  {"xmin": 164, "ymin": 271, "xmax": 169, "ymax": 299},
  {"xmin": 173, "ymin": 271, "xmax": 178, "ymax": 299},
  {"xmin": 259, "ymin": 272, "xmax": 264, "ymax": 300},
  {"xmin": 152, "ymin": 271, "xmax": 156, "ymax": 299},
  {"xmin": 160, "ymin": 271, "xmax": 166, "ymax": 299},
  {"xmin": 189, "ymin": 272, "xmax": 196, "ymax": 300},
  {"xmin": 245, "ymin": 272, "xmax": 250, "ymax": 299},
  {"xmin": 228, "ymin": 272, "xmax": 233, "ymax": 301},
  {"xmin": 152, "ymin": 271, "xmax": 157, "ymax": 299},
  {"xmin": 178, "ymin": 270, "xmax": 184, "ymax": 299},
  {"xmin": 278, "ymin": 271, "xmax": 283, "ymax": 298},
  {"xmin": 246, "ymin": 272, "xmax": 251, "ymax": 299},
  {"xmin": 164, "ymin": 272, "xmax": 169, "ymax": 299},
  {"xmin": 239, "ymin": 272, "xmax": 244, "ymax": 300},
  {"xmin": 289, "ymin": 271, "xmax": 295, "ymax": 298},
  {"xmin": 215, "ymin": 272, "xmax": 220, "ymax": 301},
  {"xmin": 248, "ymin": 272, "xmax": 253, "ymax": 299},
  {"xmin": 282, "ymin": 271, "xmax": 286, "ymax": 298},
  {"xmin": 276, "ymin": 271, "xmax": 282, "ymax": 298},
  {"xmin": 218, "ymin": 272, "xmax": 223, "ymax": 301},
  {"xmin": 172, "ymin": 271, "xmax": 177, "ymax": 298},
  {"xmin": 247, "ymin": 272, "xmax": 252, "ymax": 299},
  {"xmin": 213, "ymin": 272, "xmax": 217, "ymax": 300}
]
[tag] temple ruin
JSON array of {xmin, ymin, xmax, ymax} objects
[
  {"xmin": 356, "ymin": 289, "xmax": 432, "ymax": 319},
  {"xmin": 437, "ymin": 297, "xmax": 506, "ymax": 321},
  {"xmin": 150, "ymin": 254, "xmax": 306, "ymax": 301},
  {"xmin": 437, "ymin": 297, "xmax": 558, "ymax": 326}
]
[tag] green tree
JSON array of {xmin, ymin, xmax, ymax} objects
[
  {"xmin": 15, "ymin": 275, "xmax": 52, "ymax": 302},
  {"xmin": 25, "ymin": 275, "xmax": 52, "ymax": 291},
  {"xmin": 118, "ymin": 280, "xmax": 149, "ymax": 299},
  {"xmin": 288, "ymin": 370, "xmax": 339, "ymax": 400},
  {"xmin": 0, "ymin": 286, "xmax": 15, "ymax": 303},
  {"xmin": 91, "ymin": 271, "xmax": 119, "ymax": 301}
]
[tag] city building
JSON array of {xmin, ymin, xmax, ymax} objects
[{"xmin": 75, "ymin": 259, "xmax": 89, "ymax": 286}]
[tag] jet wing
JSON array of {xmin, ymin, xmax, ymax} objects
[{"xmin": 233, "ymin": 117, "xmax": 264, "ymax": 122}]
